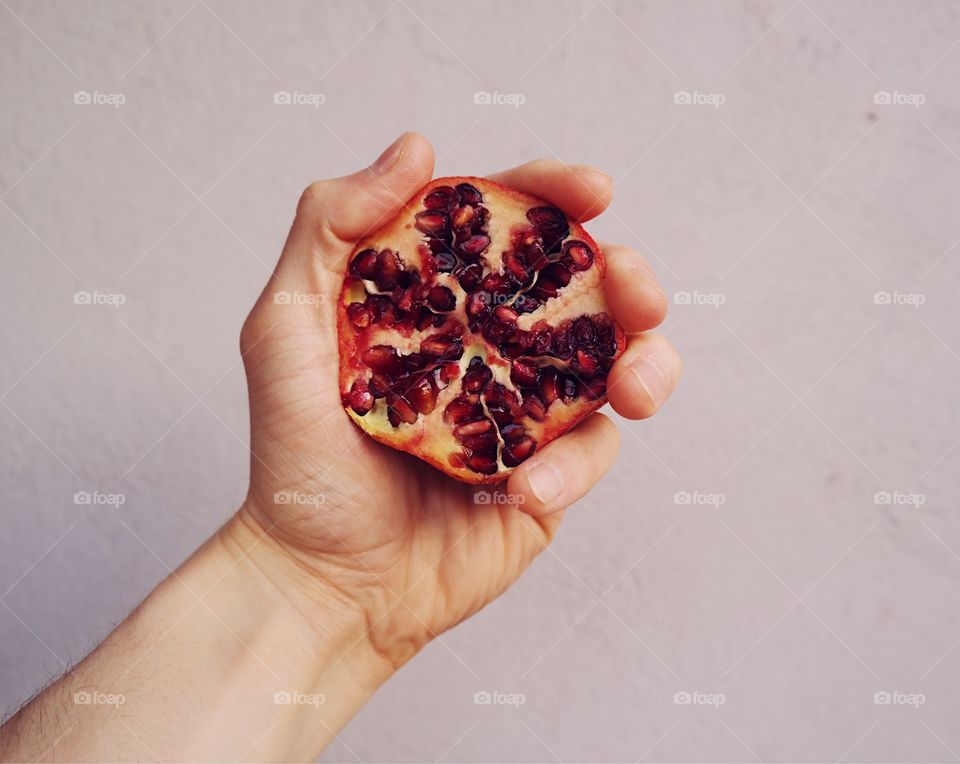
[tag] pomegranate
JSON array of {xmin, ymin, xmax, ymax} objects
[{"xmin": 338, "ymin": 177, "xmax": 625, "ymax": 484}]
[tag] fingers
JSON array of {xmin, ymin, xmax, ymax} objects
[
  {"xmin": 508, "ymin": 413, "xmax": 620, "ymax": 517},
  {"xmin": 601, "ymin": 242, "xmax": 668, "ymax": 334},
  {"xmin": 606, "ymin": 333, "xmax": 683, "ymax": 420},
  {"xmin": 487, "ymin": 159, "xmax": 612, "ymax": 222}
]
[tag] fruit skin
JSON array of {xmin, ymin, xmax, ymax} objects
[{"xmin": 337, "ymin": 176, "xmax": 625, "ymax": 485}]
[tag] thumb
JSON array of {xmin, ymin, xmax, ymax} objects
[{"xmin": 277, "ymin": 132, "xmax": 435, "ymax": 290}]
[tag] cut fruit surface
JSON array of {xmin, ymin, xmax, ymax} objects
[{"xmin": 338, "ymin": 176, "xmax": 625, "ymax": 484}]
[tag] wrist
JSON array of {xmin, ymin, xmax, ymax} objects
[{"xmin": 219, "ymin": 504, "xmax": 397, "ymax": 682}]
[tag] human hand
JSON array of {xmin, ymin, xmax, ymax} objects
[{"xmin": 232, "ymin": 133, "xmax": 682, "ymax": 670}]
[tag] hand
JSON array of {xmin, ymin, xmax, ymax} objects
[{"xmin": 233, "ymin": 133, "xmax": 682, "ymax": 670}]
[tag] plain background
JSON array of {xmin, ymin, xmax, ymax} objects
[{"xmin": 2, "ymin": 1, "xmax": 960, "ymax": 761}]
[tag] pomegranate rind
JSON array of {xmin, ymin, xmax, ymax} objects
[{"xmin": 337, "ymin": 176, "xmax": 626, "ymax": 484}]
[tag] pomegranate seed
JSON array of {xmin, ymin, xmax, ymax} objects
[
  {"xmin": 362, "ymin": 345, "xmax": 401, "ymax": 374},
  {"xmin": 481, "ymin": 272, "xmax": 510, "ymax": 293},
  {"xmin": 466, "ymin": 453, "xmax": 498, "ymax": 474},
  {"xmin": 551, "ymin": 327, "xmax": 573, "ymax": 359},
  {"xmin": 466, "ymin": 292, "xmax": 489, "ymax": 317},
  {"xmin": 369, "ymin": 375, "xmax": 389, "ymax": 397},
  {"xmin": 436, "ymin": 251, "xmax": 456, "ymax": 272},
  {"xmin": 540, "ymin": 368, "xmax": 559, "ymax": 404},
  {"xmin": 571, "ymin": 316, "xmax": 596, "ymax": 347},
  {"xmin": 404, "ymin": 353, "xmax": 426, "ymax": 371},
  {"xmin": 439, "ymin": 362, "xmax": 461, "ymax": 383},
  {"xmin": 460, "ymin": 432, "xmax": 499, "ymax": 452},
  {"xmin": 397, "ymin": 285, "xmax": 417, "ymax": 313},
  {"xmin": 542, "ymin": 262, "xmax": 572, "ymax": 287},
  {"xmin": 499, "ymin": 423, "xmax": 527, "ymax": 442},
  {"xmin": 456, "ymin": 262, "xmax": 483, "ymax": 291},
  {"xmin": 459, "ymin": 235, "xmax": 490, "ymax": 258},
  {"xmin": 424, "ymin": 186, "xmax": 457, "ymax": 210},
  {"xmin": 420, "ymin": 336, "xmax": 463, "ymax": 359},
  {"xmin": 408, "ymin": 376, "xmax": 438, "ymax": 414},
  {"xmin": 522, "ymin": 396, "xmax": 546, "ymax": 421},
  {"xmin": 374, "ymin": 249, "xmax": 402, "ymax": 290},
  {"xmin": 349, "ymin": 249, "xmax": 378, "ymax": 279},
  {"xmin": 415, "ymin": 211, "xmax": 450, "ymax": 236},
  {"xmin": 526, "ymin": 206, "xmax": 569, "ymax": 251},
  {"xmin": 456, "ymin": 183, "xmax": 482, "ymax": 206},
  {"xmin": 427, "ymin": 285, "xmax": 456, "ymax": 311},
  {"xmin": 510, "ymin": 359, "xmax": 538, "ymax": 387},
  {"xmin": 347, "ymin": 380, "xmax": 374, "ymax": 415},
  {"xmin": 533, "ymin": 280, "xmax": 559, "ymax": 301},
  {"xmin": 452, "ymin": 205, "xmax": 475, "ymax": 228},
  {"xmin": 573, "ymin": 349, "xmax": 599, "ymax": 377},
  {"xmin": 563, "ymin": 240, "xmax": 594, "ymax": 271},
  {"xmin": 387, "ymin": 395, "xmax": 418, "ymax": 427},
  {"xmin": 462, "ymin": 359, "xmax": 492, "ymax": 393},
  {"xmin": 494, "ymin": 305, "xmax": 519, "ymax": 324},
  {"xmin": 346, "ymin": 302, "xmax": 372, "ymax": 328},
  {"xmin": 444, "ymin": 396, "xmax": 479, "ymax": 424},
  {"xmin": 454, "ymin": 419, "xmax": 492, "ymax": 437},
  {"xmin": 503, "ymin": 436, "xmax": 535, "ymax": 467},
  {"xmin": 503, "ymin": 252, "xmax": 529, "ymax": 281}
]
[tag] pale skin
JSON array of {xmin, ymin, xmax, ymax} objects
[{"xmin": 0, "ymin": 133, "xmax": 682, "ymax": 763}]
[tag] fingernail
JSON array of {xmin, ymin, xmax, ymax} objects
[
  {"xmin": 371, "ymin": 133, "xmax": 408, "ymax": 175},
  {"xmin": 571, "ymin": 165, "xmax": 612, "ymax": 186},
  {"xmin": 527, "ymin": 461, "xmax": 564, "ymax": 505},
  {"xmin": 630, "ymin": 343, "xmax": 672, "ymax": 408}
]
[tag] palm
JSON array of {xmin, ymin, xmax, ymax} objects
[{"xmin": 242, "ymin": 291, "xmax": 556, "ymax": 649}]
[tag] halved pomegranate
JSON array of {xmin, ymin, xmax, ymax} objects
[{"xmin": 338, "ymin": 177, "xmax": 625, "ymax": 484}]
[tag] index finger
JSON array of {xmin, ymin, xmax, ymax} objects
[{"xmin": 487, "ymin": 159, "xmax": 613, "ymax": 222}]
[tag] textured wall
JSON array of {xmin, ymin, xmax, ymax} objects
[{"xmin": 2, "ymin": 1, "xmax": 959, "ymax": 761}]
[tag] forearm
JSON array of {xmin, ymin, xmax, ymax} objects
[{"xmin": 0, "ymin": 509, "xmax": 395, "ymax": 763}]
